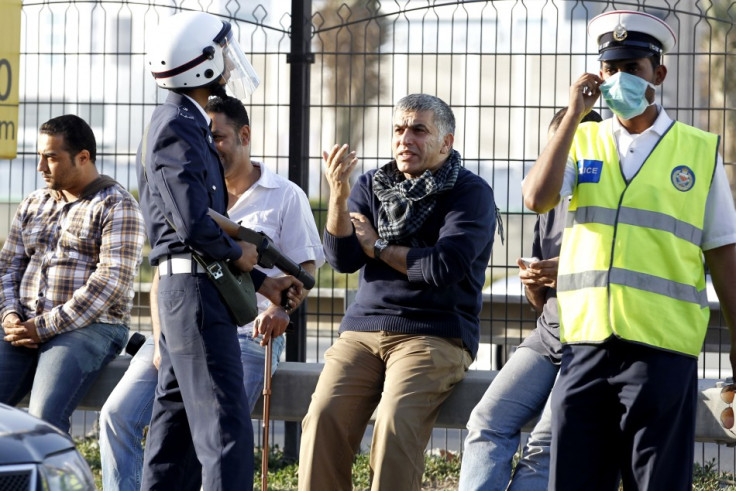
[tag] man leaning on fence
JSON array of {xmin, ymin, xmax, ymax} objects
[
  {"xmin": 298, "ymin": 93, "xmax": 499, "ymax": 491},
  {"xmin": 522, "ymin": 10, "xmax": 736, "ymax": 490},
  {"xmin": 0, "ymin": 114, "xmax": 145, "ymax": 433}
]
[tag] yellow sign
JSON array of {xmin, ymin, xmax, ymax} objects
[{"xmin": 0, "ymin": 0, "xmax": 21, "ymax": 159}]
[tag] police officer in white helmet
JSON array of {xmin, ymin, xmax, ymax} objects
[
  {"xmin": 136, "ymin": 11, "xmax": 302, "ymax": 491},
  {"xmin": 523, "ymin": 9, "xmax": 736, "ymax": 490}
]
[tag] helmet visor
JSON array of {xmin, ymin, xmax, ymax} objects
[{"xmin": 220, "ymin": 31, "xmax": 260, "ymax": 102}]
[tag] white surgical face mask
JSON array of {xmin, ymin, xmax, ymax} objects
[{"xmin": 599, "ymin": 72, "xmax": 655, "ymax": 120}]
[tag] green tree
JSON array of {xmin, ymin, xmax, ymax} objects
[
  {"xmin": 313, "ymin": 0, "xmax": 388, "ymax": 150},
  {"xmin": 311, "ymin": 1, "xmax": 389, "ymax": 291}
]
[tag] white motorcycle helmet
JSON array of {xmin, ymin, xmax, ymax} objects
[{"xmin": 146, "ymin": 11, "xmax": 260, "ymax": 102}]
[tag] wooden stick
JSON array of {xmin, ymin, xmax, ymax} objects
[{"xmin": 261, "ymin": 337, "xmax": 273, "ymax": 490}]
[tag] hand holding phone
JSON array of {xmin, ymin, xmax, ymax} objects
[{"xmin": 520, "ymin": 257, "xmax": 540, "ymax": 268}]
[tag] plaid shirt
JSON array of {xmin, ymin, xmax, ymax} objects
[{"xmin": 0, "ymin": 177, "xmax": 145, "ymax": 341}]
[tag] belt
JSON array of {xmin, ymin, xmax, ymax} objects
[{"xmin": 158, "ymin": 253, "xmax": 207, "ymax": 276}]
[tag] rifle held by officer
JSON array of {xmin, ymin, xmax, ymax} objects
[{"xmin": 207, "ymin": 208, "xmax": 316, "ymax": 289}]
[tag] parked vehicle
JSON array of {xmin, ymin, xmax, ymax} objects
[{"xmin": 0, "ymin": 403, "xmax": 95, "ymax": 490}]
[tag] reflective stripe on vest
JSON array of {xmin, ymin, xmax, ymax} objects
[
  {"xmin": 558, "ymin": 120, "xmax": 719, "ymax": 356},
  {"xmin": 567, "ymin": 206, "xmax": 703, "ymax": 245}
]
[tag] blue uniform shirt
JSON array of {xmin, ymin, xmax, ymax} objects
[{"xmin": 136, "ymin": 91, "xmax": 265, "ymax": 286}]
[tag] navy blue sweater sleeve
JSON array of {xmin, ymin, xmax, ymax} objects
[
  {"xmin": 323, "ymin": 172, "xmax": 376, "ymax": 273},
  {"xmin": 405, "ymin": 175, "xmax": 496, "ymax": 287}
]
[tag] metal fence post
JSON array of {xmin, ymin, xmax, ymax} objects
[{"xmin": 284, "ymin": 0, "xmax": 313, "ymax": 463}]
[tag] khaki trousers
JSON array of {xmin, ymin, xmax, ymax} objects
[{"xmin": 298, "ymin": 330, "xmax": 471, "ymax": 491}]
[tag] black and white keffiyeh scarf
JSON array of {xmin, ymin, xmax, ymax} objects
[{"xmin": 372, "ymin": 149, "xmax": 462, "ymax": 246}]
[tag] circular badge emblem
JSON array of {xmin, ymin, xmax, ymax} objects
[
  {"xmin": 613, "ymin": 24, "xmax": 628, "ymax": 41},
  {"xmin": 671, "ymin": 165, "xmax": 695, "ymax": 192}
]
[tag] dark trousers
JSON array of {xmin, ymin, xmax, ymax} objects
[
  {"xmin": 550, "ymin": 337, "xmax": 697, "ymax": 491},
  {"xmin": 141, "ymin": 273, "xmax": 253, "ymax": 491}
]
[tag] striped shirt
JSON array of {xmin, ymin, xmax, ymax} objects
[{"xmin": 0, "ymin": 176, "xmax": 145, "ymax": 341}]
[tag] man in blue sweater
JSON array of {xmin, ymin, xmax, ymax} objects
[{"xmin": 298, "ymin": 93, "xmax": 498, "ymax": 491}]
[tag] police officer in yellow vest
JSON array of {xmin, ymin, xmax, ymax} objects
[{"xmin": 523, "ymin": 10, "xmax": 736, "ymax": 490}]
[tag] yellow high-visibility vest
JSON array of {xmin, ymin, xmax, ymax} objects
[{"xmin": 557, "ymin": 119, "xmax": 719, "ymax": 356}]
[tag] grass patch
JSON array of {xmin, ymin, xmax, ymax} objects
[
  {"xmin": 76, "ymin": 438, "xmax": 736, "ymax": 490},
  {"xmin": 692, "ymin": 459, "xmax": 736, "ymax": 491},
  {"xmin": 76, "ymin": 437, "xmax": 102, "ymax": 489},
  {"xmin": 76, "ymin": 440, "xmax": 457, "ymax": 490},
  {"xmin": 254, "ymin": 446, "xmax": 299, "ymax": 490},
  {"xmin": 253, "ymin": 448, "xmax": 458, "ymax": 490}
]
